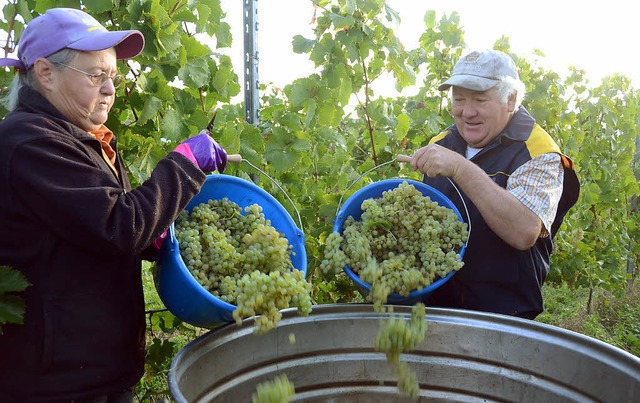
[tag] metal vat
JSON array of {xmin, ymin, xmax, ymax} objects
[{"xmin": 169, "ymin": 304, "xmax": 640, "ymax": 402}]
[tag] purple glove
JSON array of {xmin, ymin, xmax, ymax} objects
[{"xmin": 178, "ymin": 131, "xmax": 228, "ymax": 173}]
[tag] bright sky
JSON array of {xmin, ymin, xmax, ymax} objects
[{"xmin": 219, "ymin": 0, "xmax": 639, "ymax": 97}]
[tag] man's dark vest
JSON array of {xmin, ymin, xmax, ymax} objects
[{"xmin": 424, "ymin": 107, "xmax": 579, "ymax": 318}]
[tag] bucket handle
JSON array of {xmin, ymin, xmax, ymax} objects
[
  {"xmin": 335, "ymin": 155, "xmax": 471, "ymax": 245},
  {"xmin": 231, "ymin": 155, "xmax": 305, "ymax": 235},
  {"xmin": 166, "ymin": 154, "xmax": 304, "ymax": 246},
  {"xmin": 335, "ymin": 158, "xmax": 398, "ymax": 215}
]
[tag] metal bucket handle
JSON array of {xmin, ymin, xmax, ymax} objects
[
  {"xmin": 166, "ymin": 154, "xmax": 304, "ymax": 246},
  {"xmin": 335, "ymin": 155, "xmax": 472, "ymax": 245},
  {"xmin": 231, "ymin": 155, "xmax": 304, "ymax": 235}
]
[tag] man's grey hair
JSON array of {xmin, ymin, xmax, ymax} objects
[
  {"xmin": 1, "ymin": 48, "xmax": 79, "ymax": 111},
  {"xmin": 495, "ymin": 75, "xmax": 526, "ymax": 109}
]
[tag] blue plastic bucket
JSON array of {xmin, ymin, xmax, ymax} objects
[
  {"xmin": 333, "ymin": 178, "xmax": 467, "ymax": 305},
  {"xmin": 155, "ymin": 174, "xmax": 307, "ymax": 328}
]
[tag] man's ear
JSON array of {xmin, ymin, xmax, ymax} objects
[
  {"xmin": 507, "ymin": 91, "xmax": 518, "ymax": 112},
  {"xmin": 32, "ymin": 58, "xmax": 56, "ymax": 91}
]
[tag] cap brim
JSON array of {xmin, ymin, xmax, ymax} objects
[
  {"xmin": 68, "ymin": 30, "xmax": 145, "ymax": 60},
  {"xmin": 0, "ymin": 58, "xmax": 24, "ymax": 68},
  {"xmin": 438, "ymin": 75, "xmax": 499, "ymax": 92}
]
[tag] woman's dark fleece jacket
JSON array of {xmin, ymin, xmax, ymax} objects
[{"xmin": 0, "ymin": 86, "xmax": 205, "ymax": 401}]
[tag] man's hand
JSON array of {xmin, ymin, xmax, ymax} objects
[{"xmin": 410, "ymin": 144, "xmax": 466, "ymax": 180}]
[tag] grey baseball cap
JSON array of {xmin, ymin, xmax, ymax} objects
[{"xmin": 438, "ymin": 50, "xmax": 518, "ymax": 91}]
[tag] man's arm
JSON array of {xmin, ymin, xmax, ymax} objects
[{"xmin": 409, "ymin": 144, "xmax": 544, "ymax": 250}]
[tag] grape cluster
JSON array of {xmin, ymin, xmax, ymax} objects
[
  {"xmin": 317, "ymin": 231, "xmax": 347, "ymax": 279},
  {"xmin": 252, "ymin": 374, "xmax": 295, "ymax": 403},
  {"xmin": 232, "ymin": 269, "xmax": 312, "ymax": 333},
  {"xmin": 375, "ymin": 303, "xmax": 427, "ymax": 399},
  {"xmin": 320, "ymin": 181, "xmax": 468, "ymax": 307},
  {"xmin": 175, "ymin": 198, "xmax": 312, "ymax": 333}
]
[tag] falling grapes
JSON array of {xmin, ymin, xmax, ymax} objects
[
  {"xmin": 320, "ymin": 181, "xmax": 468, "ymax": 306},
  {"xmin": 175, "ymin": 198, "xmax": 312, "ymax": 333},
  {"xmin": 319, "ymin": 181, "xmax": 467, "ymax": 398},
  {"xmin": 375, "ymin": 303, "xmax": 427, "ymax": 399},
  {"xmin": 252, "ymin": 374, "xmax": 295, "ymax": 403}
]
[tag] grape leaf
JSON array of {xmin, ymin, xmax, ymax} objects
[
  {"xmin": 0, "ymin": 266, "xmax": 29, "ymax": 293},
  {"xmin": 363, "ymin": 219, "xmax": 392, "ymax": 231}
]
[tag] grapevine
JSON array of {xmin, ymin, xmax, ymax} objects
[{"xmin": 175, "ymin": 198, "xmax": 312, "ymax": 333}]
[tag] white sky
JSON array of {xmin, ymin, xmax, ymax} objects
[{"xmin": 220, "ymin": 0, "xmax": 639, "ymax": 98}]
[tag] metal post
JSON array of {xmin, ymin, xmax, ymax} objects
[{"xmin": 243, "ymin": 0, "xmax": 259, "ymax": 126}]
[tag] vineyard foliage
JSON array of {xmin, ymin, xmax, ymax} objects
[{"xmin": 0, "ymin": 0, "xmax": 638, "ymax": 393}]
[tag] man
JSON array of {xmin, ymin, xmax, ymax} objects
[{"xmin": 408, "ymin": 50, "xmax": 579, "ymax": 319}]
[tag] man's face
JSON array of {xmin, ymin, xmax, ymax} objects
[{"xmin": 450, "ymin": 86, "xmax": 516, "ymax": 148}]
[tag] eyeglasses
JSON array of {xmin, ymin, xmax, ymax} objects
[{"xmin": 54, "ymin": 62, "xmax": 125, "ymax": 88}]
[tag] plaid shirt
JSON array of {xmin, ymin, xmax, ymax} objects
[{"xmin": 507, "ymin": 153, "xmax": 564, "ymax": 237}]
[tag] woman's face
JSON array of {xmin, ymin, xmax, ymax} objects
[
  {"xmin": 450, "ymin": 86, "xmax": 516, "ymax": 148},
  {"xmin": 46, "ymin": 49, "xmax": 118, "ymax": 132}
]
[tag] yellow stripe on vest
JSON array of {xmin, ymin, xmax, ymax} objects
[{"xmin": 526, "ymin": 124, "xmax": 575, "ymax": 170}]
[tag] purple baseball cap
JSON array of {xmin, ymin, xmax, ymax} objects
[
  {"xmin": 438, "ymin": 50, "xmax": 519, "ymax": 91},
  {"xmin": 0, "ymin": 8, "xmax": 144, "ymax": 70}
]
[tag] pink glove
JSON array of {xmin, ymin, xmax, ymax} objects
[
  {"xmin": 152, "ymin": 230, "xmax": 167, "ymax": 250},
  {"xmin": 174, "ymin": 131, "xmax": 228, "ymax": 173}
]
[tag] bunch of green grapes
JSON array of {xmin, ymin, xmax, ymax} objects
[
  {"xmin": 252, "ymin": 374, "xmax": 295, "ymax": 403},
  {"xmin": 320, "ymin": 181, "xmax": 468, "ymax": 306},
  {"xmin": 175, "ymin": 198, "xmax": 312, "ymax": 333},
  {"xmin": 375, "ymin": 303, "xmax": 427, "ymax": 399},
  {"xmin": 318, "ymin": 231, "xmax": 347, "ymax": 279},
  {"xmin": 233, "ymin": 269, "xmax": 312, "ymax": 334}
]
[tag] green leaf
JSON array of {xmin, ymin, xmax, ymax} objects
[
  {"xmin": 372, "ymin": 129, "xmax": 389, "ymax": 149},
  {"xmin": 236, "ymin": 121, "xmax": 264, "ymax": 162},
  {"xmin": 395, "ymin": 113, "xmax": 410, "ymax": 138},
  {"xmin": 424, "ymin": 9, "xmax": 437, "ymax": 29},
  {"xmin": 338, "ymin": 74, "xmax": 353, "ymax": 105},
  {"xmin": 179, "ymin": 57, "xmax": 211, "ymax": 88},
  {"xmin": 84, "ymin": 0, "xmax": 114, "ymax": 14},
  {"xmin": 0, "ymin": 266, "xmax": 29, "ymax": 293},
  {"xmin": 182, "ymin": 35, "xmax": 214, "ymax": 58},
  {"xmin": 363, "ymin": 220, "xmax": 392, "ymax": 231},
  {"xmin": 317, "ymin": 102, "xmax": 338, "ymax": 126},
  {"xmin": 0, "ymin": 294, "xmax": 26, "ymax": 326},
  {"xmin": 345, "ymin": 0, "xmax": 356, "ymax": 15},
  {"xmin": 138, "ymin": 96, "xmax": 163, "ymax": 125},
  {"xmin": 212, "ymin": 56, "xmax": 240, "ymax": 99},
  {"xmin": 0, "ymin": 266, "xmax": 29, "ymax": 329},
  {"xmin": 162, "ymin": 109, "xmax": 184, "ymax": 140},
  {"xmin": 290, "ymin": 137, "xmax": 312, "ymax": 153},
  {"xmin": 265, "ymin": 147, "xmax": 299, "ymax": 173},
  {"xmin": 264, "ymin": 127, "xmax": 302, "ymax": 172},
  {"xmin": 292, "ymin": 35, "xmax": 315, "ymax": 54},
  {"xmin": 304, "ymin": 99, "xmax": 317, "ymax": 129},
  {"xmin": 329, "ymin": 13, "xmax": 356, "ymax": 29},
  {"xmin": 173, "ymin": 89, "xmax": 199, "ymax": 117},
  {"xmin": 287, "ymin": 80, "xmax": 313, "ymax": 108}
]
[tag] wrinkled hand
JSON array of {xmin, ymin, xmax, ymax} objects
[
  {"xmin": 177, "ymin": 130, "xmax": 228, "ymax": 173},
  {"xmin": 410, "ymin": 144, "xmax": 464, "ymax": 179}
]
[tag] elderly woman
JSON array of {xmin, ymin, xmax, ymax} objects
[{"xmin": 0, "ymin": 8, "xmax": 226, "ymax": 401}]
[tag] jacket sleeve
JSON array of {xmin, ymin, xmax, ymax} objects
[{"xmin": 8, "ymin": 134, "xmax": 205, "ymax": 257}]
